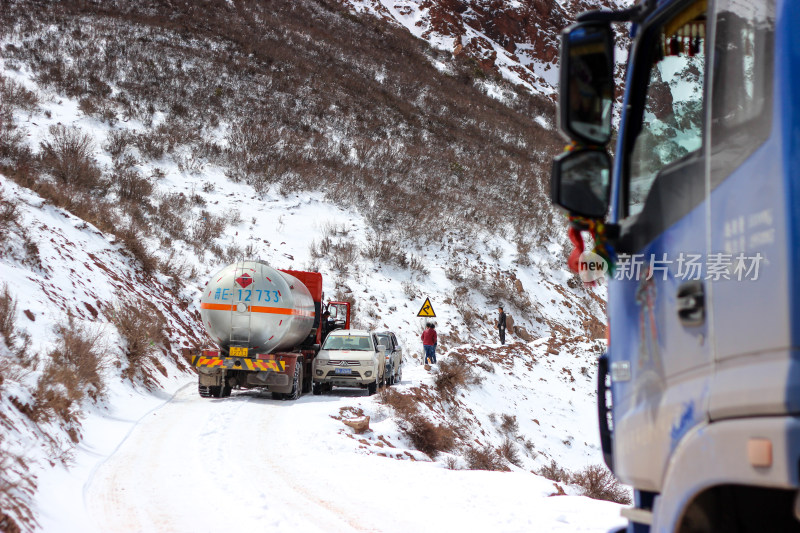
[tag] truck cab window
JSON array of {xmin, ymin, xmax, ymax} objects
[
  {"xmin": 710, "ymin": 0, "xmax": 775, "ymax": 185},
  {"xmin": 628, "ymin": 5, "xmax": 706, "ymax": 217}
]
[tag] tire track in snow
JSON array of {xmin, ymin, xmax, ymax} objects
[{"xmin": 83, "ymin": 387, "xmax": 369, "ymax": 532}]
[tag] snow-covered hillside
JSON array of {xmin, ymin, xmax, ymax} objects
[{"xmin": 0, "ymin": 1, "xmax": 621, "ymax": 531}]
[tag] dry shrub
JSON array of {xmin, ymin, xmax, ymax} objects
[
  {"xmin": 398, "ymin": 415, "xmax": 456, "ymax": 458},
  {"xmin": 464, "ymin": 445, "xmax": 509, "ymax": 471},
  {"xmin": 500, "ymin": 413, "xmax": 519, "ymax": 435},
  {"xmin": 103, "ymin": 129, "xmax": 135, "ymax": 159},
  {"xmin": 31, "ymin": 364, "xmax": 84, "ymax": 430},
  {"xmin": 537, "ymin": 459, "xmax": 571, "ymax": 483},
  {"xmin": 30, "ymin": 314, "xmax": 105, "ymax": 427},
  {"xmin": 379, "ymin": 387, "xmax": 419, "ymax": 419},
  {"xmin": 48, "ymin": 314, "xmax": 106, "ymax": 401},
  {"xmin": 0, "ymin": 74, "xmax": 38, "ymax": 111},
  {"xmin": 571, "ymin": 464, "xmax": 632, "ymax": 505},
  {"xmin": 111, "ymin": 156, "xmax": 152, "ymax": 202},
  {"xmin": 191, "ymin": 211, "xmax": 226, "ymax": 249},
  {"xmin": 111, "ymin": 295, "xmax": 167, "ymax": 386},
  {"xmin": 498, "ymin": 438, "xmax": 522, "ymax": 467},
  {"xmin": 0, "ymin": 438, "xmax": 36, "ymax": 533},
  {"xmin": 0, "ymin": 284, "xmax": 17, "ymax": 347},
  {"xmin": 39, "ymin": 125, "xmax": 103, "ymax": 190},
  {"xmin": 433, "ymin": 354, "xmax": 482, "ymax": 402},
  {"xmin": 0, "ymin": 189, "xmax": 20, "ymax": 242},
  {"xmin": 380, "ymin": 388, "xmax": 455, "ymax": 458},
  {"xmin": 117, "ymin": 227, "xmax": 157, "ymax": 275}
]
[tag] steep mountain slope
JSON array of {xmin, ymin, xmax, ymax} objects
[
  {"xmin": 341, "ymin": 0, "xmax": 631, "ymax": 95},
  {"xmin": 0, "ymin": 0, "xmax": 618, "ymax": 530}
]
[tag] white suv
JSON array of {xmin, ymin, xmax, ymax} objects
[{"xmin": 312, "ymin": 330, "xmax": 386, "ymax": 395}]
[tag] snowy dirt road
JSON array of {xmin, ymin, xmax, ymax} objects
[{"xmin": 83, "ymin": 380, "xmax": 625, "ymax": 533}]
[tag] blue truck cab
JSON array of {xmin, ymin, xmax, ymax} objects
[{"xmin": 551, "ymin": 0, "xmax": 800, "ymax": 531}]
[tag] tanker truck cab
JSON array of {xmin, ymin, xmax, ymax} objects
[
  {"xmin": 312, "ymin": 330, "xmax": 386, "ymax": 396},
  {"xmin": 552, "ymin": 1, "xmax": 800, "ymax": 531}
]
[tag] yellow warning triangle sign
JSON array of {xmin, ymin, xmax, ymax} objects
[{"xmin": 417, "ymin": 297, "xmax": 436, "ymax": 317}]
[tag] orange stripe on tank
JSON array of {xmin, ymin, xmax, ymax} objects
[
  {"xmin": 248, "ymin": 306, "xmax": 314, "ymax": 317},
  {"xmin": 201, "ymin": 303, "xmax": 235, "ymax": 311}
]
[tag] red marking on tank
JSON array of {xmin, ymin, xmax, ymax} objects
[
  {"xmin": 207, "ymin": 291, "xmax": 211, "ymax": 297},
  {"xmin": 265, "ymin": 276, "xmax": 272, "ymax": 282},
  {"xmin": 268, "ymin": 336, "xmax": 274, "ymax": 341},
  {"xmin": 279, "ymin": 320, "xmax": 283, "ymax": 326},
  {"xmin": 235, "ymin": 273, "xmax": 254, "ymax": 288},
  {"xmin": 278, "ymin": 290, "xmax": 281, "ymax": 297},
  {"xmin": 217, "ymin": 277, "xmax": 223, "ymax": 282}
]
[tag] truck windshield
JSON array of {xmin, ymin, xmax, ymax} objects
[
  {"xmin": 322, "ymin": 335, "xmax": 373, "ymax": 351},
  {"xmin": 628, "ymin": 6, "xmax": 706, "ymax": 216}
]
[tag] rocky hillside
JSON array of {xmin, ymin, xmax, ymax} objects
[{"xmin": 342, "ymin": 0, "xmax": 631, "ymax": 95}]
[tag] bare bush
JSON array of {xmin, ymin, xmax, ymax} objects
[
  {"xmin": 0, "ymin": 438, "xmax": 36, "ymax": 533},
  {"xmin": 464, "ymin": 445, "xmax": 509, "ymax": 471},
  {"xmin": 571, "ymin": 464, "xmax": 632, "ymax": 505},
  {"xmin": 111, "ymin": 156, "xmax": 152, "ymax": 203},
  {"xmin": 537, "ymin": 459, "xmax": 571, "ymax": 484},
  {"xmin": 191, "ymin": 211, "xmax": 226, "ymax": 250},
  {"xmin": 39, "ymin": 125, "xmax": 102, "ymax": 190},
  {"xmin": 103, "ymin": 129, "xmax": 135, "ymax": 159},
  {"xmin": 408, "ymin": 254, "xmax": 429, "ymax": 275},
  {"xmin": 401, "ymin": 280, "xmax": 419, "ymax": 300},
  {"xmin": 433, "ymin": 354, "xmax": 482, "ymax": 402},
  {"xmin": 0, "ymin": 74, "xmax": 38, "ymax": 111},
  {"xmin": 500, "ymin": 413, "xmax": 519, "ymax": 435},
  {"xmin": 0, "ymin": 284, "xmax": 17, "ymax": 347},
  {"xmin": 498, "ymin": 438, "xmax": 522, "ymax": 467},
  {"xmin": 118, "ymin": 228, "xmax": 157, "ymax": 275},
  {"xmin": 397, "ymin": 415, "xmax": 457, "ymax": 459},
  {"xmin": 111, "ymin": 295, "xmax": 167, "ymax": 387},
  {"xmin": 48, "ymin": 314, "xmax": 106, "ymax": 401}
]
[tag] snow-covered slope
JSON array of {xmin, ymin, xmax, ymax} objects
[{"xmin": 0, "ymin": 1, "xmax": 621, "ymax": 531}]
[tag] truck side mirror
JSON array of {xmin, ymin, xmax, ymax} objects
[
  {"xmin": 559, "ymin": 21, "xmax": 614, "ymax": 146},
  {"xmin": 551, "ymin": 149, "xmax": 611, "ymax": 219}
]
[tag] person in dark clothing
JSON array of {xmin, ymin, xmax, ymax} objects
[
  {"xmin": 497, "ymin": 306, "xmax": 507, "ymax": 345},
  {"xmin": 421, "ymin": 323, "xmax": 437, "ymax": 364}
]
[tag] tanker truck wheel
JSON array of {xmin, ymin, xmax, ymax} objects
[{"xmin": 287, "ymin": 361, "xmax": 303, "ymax": 401}]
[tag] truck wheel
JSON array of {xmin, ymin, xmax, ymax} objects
[
  {"xmin": 312, "ymin": 381, "xmax": 322, "ymax": 395},
  {"xmin": 288, "ymin": 362, "xmax": 303, "ymax": 401}
]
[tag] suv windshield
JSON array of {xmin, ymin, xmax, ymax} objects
[{"xmin": 322, "ymin": 335, "xmax": 373, "ymax": 351}]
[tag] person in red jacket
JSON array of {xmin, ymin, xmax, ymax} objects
[{"xmin": 421, "ymin": 323, "xmax": 437, "ymax": 364}]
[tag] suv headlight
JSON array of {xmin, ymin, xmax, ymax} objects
[{"xmin": 317, "ymin": 358, "xmax": 329, "ymax": 366}]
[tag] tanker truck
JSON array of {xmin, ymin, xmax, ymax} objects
[{"xmin": 189, "ymin": 261, "xmax": 350, "ymax": 399}]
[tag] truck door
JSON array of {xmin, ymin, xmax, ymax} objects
[
  {"xmin": 706, "ymin": 1, "xmax": 783, "ymax": 420},
  {"xmin": 608, "ymin": 0, "xmax": 712, "ymax": 491}
]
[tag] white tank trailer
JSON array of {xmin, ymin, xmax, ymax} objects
[
  {"xmin": 200, "ymin": 261, "xmax": 316, "ymax": 355},
  {"xmin": 191, "ymin": 260, "xmax": 327, "ymax": 399}
]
